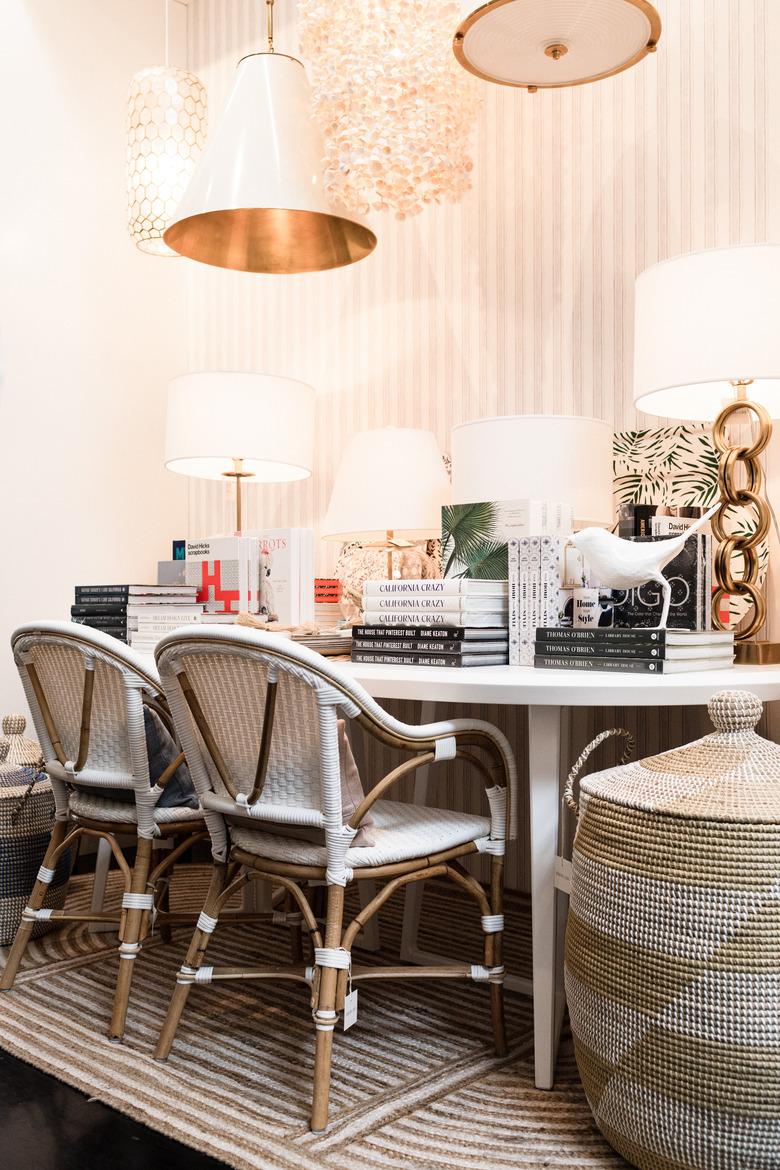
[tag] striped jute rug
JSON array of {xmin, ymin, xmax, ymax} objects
[{"xmin": 0, "ymin": 868, "xmax": 627, "ymax": 1170}]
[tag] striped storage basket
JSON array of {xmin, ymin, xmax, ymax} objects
[
  {"xmin": 564, "ymin": 690, "xmax": 780, "ymax": 1170},
  {"xmin": 0, "ymin": 722, "xmax": 71, "ymax": 946}
]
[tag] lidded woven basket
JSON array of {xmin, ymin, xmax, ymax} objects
[
  {"xmin": 0, "ymin": 719, "xmax": 71, "ymax": 946},
  {"xmin": 565, "ymin": 690, "xmax": 780, "ymax": 1170}
]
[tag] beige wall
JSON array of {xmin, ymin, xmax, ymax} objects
[
  {"xmin": 185, "ymin": 0, "xmax": 780, "ymax": 560},
  {"xmin": 0, "ymin": 0, "xmax": 189, "ymax": 713},
  {"xmin": 184, "ymin": 0, "xmax": 780, "ymax": 889}
]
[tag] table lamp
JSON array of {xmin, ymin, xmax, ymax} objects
[
  {"xmin": 450, "ymin": 414, "xmax": 614, "ymax": 526},
  {"xmin": 322, "ymin": 427, "xmax": 451, "ymax": 577},
  {"xmin": 165, "ymin": 372, "xmax": 315, "ymax": 533},
  {"xmin": 633, "ymin": 244, "xmax": 780, "ymax": 663}
]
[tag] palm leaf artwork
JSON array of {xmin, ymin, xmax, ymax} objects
[
  {"xmin": 442, "ymin": 501, "xmax": 503, "ymax": 579},
  {"xmin": 455, "ymin": 541, "xmax": 509, "ymax": 580},
  {"xmin": 613, "ymin": 424, "xmax": 718, "ymax": 507}
]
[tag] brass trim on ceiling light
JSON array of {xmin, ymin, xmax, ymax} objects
[{"xmin": 453, "ymin": 0, "xmax": 662, "ymax": 91}]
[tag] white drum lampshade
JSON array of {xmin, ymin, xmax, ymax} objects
[
  {"xmin": 165, "ymin": 372, "xmax": 315, "ymax": 532},
  {"xmin": 634, "ymin": 245, "xmax": 780, "ymax": 421},
  {"xmin": 451, "ymin": 414, "xmax": 614, "ymax": 526},
  {"xmin": 322, "ymin": 428, "xmax": 451, "ymax": 544},
  {"xmin": 163, "ymin": 53, "xmax": 376, "ymax": 274},
  {"xmin": 453, "ymin": 0, "xmax": 661, "ymax": 90}
]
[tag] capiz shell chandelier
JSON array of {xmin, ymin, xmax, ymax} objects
[
  {"xmin": 127, "ymin": 66, "xmax": 207, "ymax": 255},
  {"xmin": 299, "ymin": 0, "xmax": 479, "ymax": 220}
]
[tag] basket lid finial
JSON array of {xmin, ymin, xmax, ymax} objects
[
  {"xmin": 0, "ymin": 714, "xmax": 42, "ymax": 767},
  {"xmin": 707, "ymin": 690, "xmax": 762, "ymax": 733}
]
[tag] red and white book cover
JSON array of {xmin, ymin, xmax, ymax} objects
[{"xmin": 184, "ymin": 537, "xmax": 260, "ymax": 614}]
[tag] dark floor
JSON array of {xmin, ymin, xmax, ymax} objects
[{"xmin": 0, "ymin": 1048, "xmax": 228, "ymax": 1170}]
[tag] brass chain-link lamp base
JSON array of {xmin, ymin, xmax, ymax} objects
[{"xmin": 711, "ymin": 382, "xmax": 779, "ymax": 664}]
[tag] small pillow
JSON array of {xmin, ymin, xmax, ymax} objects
[
  {"xmin": 145, "ymin": 706, "xmax": 199, "ymax": 809},
  {"xmin": 337, "ymin": 719, "xmax": 376, "ymax": 848},
  {"xmin": 100, "ymin": 705, "xmax": 198, "ymax": 808}
]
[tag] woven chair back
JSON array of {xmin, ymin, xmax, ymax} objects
[
  {"xmin": 11, "ymin": 623, "xmax": 165, "ymax": 832},
  {"xmin": 171, "ymin": 644, "xmax": 325, "ymax": 813},
  {"xmin": 155, "ymin": 628, "xmax": 376, "ymax": 877}
]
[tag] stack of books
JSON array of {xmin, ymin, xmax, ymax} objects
[
  {"xmin": 184, "ymin": 528, "xmax": 315, "ymax": 625},
  {"xmin": 534, "ymin": 627, "xmax": 735, "ymax": 673},
  {"xmin": 71, "ymin": 584, "xmax": 203, "ymax": 647},
  {"xmin": 314, "ymin": 578, "xmax": 344, "ymax": 631},
  {"xmin": 352, "ymin": 579, "xmax": 509, "ymax": 668}
]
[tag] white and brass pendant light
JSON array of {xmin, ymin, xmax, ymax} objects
[
  {"xmin": 126, "ymin": 3, "xmax": 207, "ymax": 255},
  {"xmin": 454, "ymin": 0, "xmax": 661, "ymax": 91},
  {"xmin": 163, "ymin": 0, "xmax": 377, "ymax": 274}
]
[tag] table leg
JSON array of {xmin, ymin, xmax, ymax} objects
[
  {"xmin": 399, "ymin": 701, "xmax": 437, "ymax": 965},
  {"xmin": 528, "ymin": 704, "xmax": 565, "ymax": 1089},
  {"xmin": 89, "ymin": 837, "xmax": 114, "ymax": 935}
]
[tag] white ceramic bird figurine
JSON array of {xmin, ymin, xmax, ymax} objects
[{"xmin": 570, "ymin": 503, "xmax": 720, "ymax": 629}]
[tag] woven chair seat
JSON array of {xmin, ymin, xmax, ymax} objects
[
  {"xmin": 69, "ymin": 789, "xmax": 204, "ymax": 825},
  {"xmin": 229, "ymin": 799, "xmax": 491, "ymax": 869}
]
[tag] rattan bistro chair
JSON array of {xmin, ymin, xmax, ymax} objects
[
  {"xmin": 0, "ymin": 621, "xmax": 209, "ymax": 1041},
  {"xmin": 153, "ymin": 625, "xmax": 517, "ymax": 1132}
]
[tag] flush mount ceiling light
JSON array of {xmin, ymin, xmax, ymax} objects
[
  {"xmin": 126, "ymin": 5, "xmax": 207, "ymax": 256},
  {"xmin": 299, "ymin": 0, "xmax": 479, "ymax": 220},
  {"xmin": 163, "ymin": 0, "xmax": 376, "ymax": 273},
  {"xmin": 454, "ymin": 0, "xmax": 661, "ymax": 91}
]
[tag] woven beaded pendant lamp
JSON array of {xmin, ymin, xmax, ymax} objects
[
  {"xmin": 126, "ymin": 2, "xmax": 207, "ymax": 256},
  {"xmin": 163, "ymin": 0, "xmax": 376, "ymax": 274},
  {"xmin": 453, "ymin": 0, "xmax": 661, "ymax": 91}
]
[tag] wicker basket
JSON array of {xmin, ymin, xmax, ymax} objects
[
  {"xmin": 564, "ymin": 690, "xmax": 780, "ymax": 1170},
  {"xmin": 0, "ymin": 721, "xmax": 72, "ymax": 947}
]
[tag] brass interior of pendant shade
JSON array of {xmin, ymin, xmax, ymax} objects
[{"xmin": 164, "ymin": 208, "xmax": 377, "ymax": 275}]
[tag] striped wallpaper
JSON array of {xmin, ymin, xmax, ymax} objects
[{"xmin": 184, "ymin": 0, "xmax": 780, "ymax": 890}]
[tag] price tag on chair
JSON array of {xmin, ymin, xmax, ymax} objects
[
  {"xmin": 343, "ymin": 957, "xmax": 358, "ymax": 1032},
  {"xmin": 343, "ymin": 989, "xmax": 359, "ymax": 1030}
]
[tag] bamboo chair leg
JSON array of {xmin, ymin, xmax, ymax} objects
[
  {"xmin": 0, "ymin": 820, "xmax": 70, "ymax": 991},
  {"xmin": 108, "ymin": 836, "xmax": 154, "ymax": 1042},
  {"xmin": 310, "ymin": 884, "xmax": 345, "ymax": 1133},
  {"xmin": 287, "ymin": 890, "xmax": 303, "ymax": 964},
  {"xmin": 489, "ymin": 855, "xmax": 507, "ymax": 1057},
  {"xmin": 155, "ymin": 862, "xmax": 230, "ymax": 1062}
]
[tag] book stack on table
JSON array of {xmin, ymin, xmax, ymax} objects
[
  {"xmin": 71, "ymin": 585, "xmax": 203, "ymax": 648},
  {"xmin": 352, "ymin": 579, "xmax": 509, "ymax": 668},
  {"xmin": 534, "ymin": 628, "xmax": 735, "ymax": 673}
]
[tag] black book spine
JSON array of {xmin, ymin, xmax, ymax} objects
[
  {"xmin": 536, "ymin": 627, "xmax": 666, "ymax": 646},
  {"xmin": 351, "ymin": 651, "xmax": 467, "ymax": 668},
  {"xmin": 75, "ymin": 586, "xmax": 130, "ymax": 601},
  {"xmin": 352, "ymin": 625, "xmax": 466, "ymax": 640},
  {"xmin": 71, "ymin": 615, "xmax": 127, "ymax": 629},
  {"xmin": 534, "ymin": 654, "xmax": 660, "ymax": 673},
  {"xmin": 71, "ymin": 604, "xmax": 128, "ymax": 617},
  {"xmin": 534, "ymin": 640, "xmax": 662, "ymax": 660},
  {"xmin": 353, "ymin": 637, "xmax": 497, "ymax": 654}
]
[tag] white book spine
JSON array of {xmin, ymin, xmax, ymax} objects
[
  {"xmin": 362, "ymin": 610, "xmax": 507, "ymax": 627},
  {"xmin": 364, "ymin": 596, "xmax": 508, "ymax": 613},
  {"xmin": 509, "ymin": 538, "xmax": 537, "ymax": 666},
  {"xmin": 363, "ymin": 579, "xmax": 507, "ymax": 596},
  {"xmin": 651, "ymin": 515, "xmax": 698, "ymax": 536}
]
